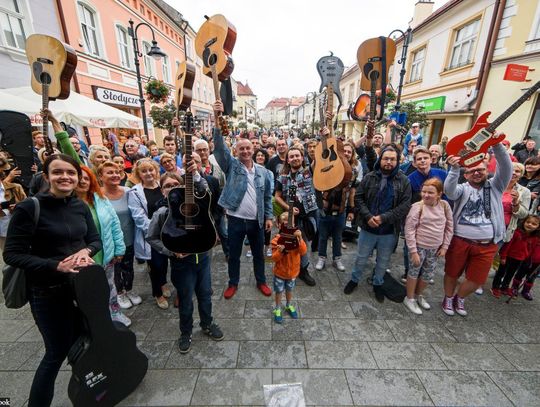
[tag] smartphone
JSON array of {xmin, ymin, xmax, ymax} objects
[{"xmin": 0, "ymin": 201, "xmax": 10, "ymax": 210}]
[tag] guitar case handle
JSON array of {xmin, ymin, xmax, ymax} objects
[{"xmin": 67, "ymin": 335, "xmax": 90, "ymax": 366}]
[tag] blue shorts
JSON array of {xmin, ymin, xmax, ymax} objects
[{"xmin": 273, "ymin": 276, "xmax": 296, "ymax": 293}]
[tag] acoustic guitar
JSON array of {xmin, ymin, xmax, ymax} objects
[
  {"xmin": 277, "ymin": 185, "xmax": 299, "ymax": 251},
  {"xmin": 26, "ymin": 34, "xmax": 77, "ymax": 154},
  {"xmin": 0, "ymin": 111, "xmax": 34, "ymax": 188},
  {"xmin": 172, "ymin": 61, "xmax": 196, "ymax": 155},
  {"xmin": 195, "ymin": 14, "xmax": 237, "ymax": 82},
  {"xmin": 161, "ymin": 112, "xmax": 218, "ymax": 254},
  {"xmin": 357, "ymin": 37, "xmax": 396, "ymax": 139},
  {"xmin": 446, "ymin": 80, "xmax": 540, "ymax": 167},
  {"xmin": 67, "ymin": 265, "xmax": 148, "ymax": 406},
  {"xmin": 313, "ymin": 53, "xmax": 352, "ymax": 192}
]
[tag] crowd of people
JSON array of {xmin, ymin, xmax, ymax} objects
[{"xmin": 2, "ymin": 103, "xmax": 540, "ymax": 406}]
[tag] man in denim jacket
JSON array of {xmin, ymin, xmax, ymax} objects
[{"xmin": 212, "ymin": 101, "xmax": 274, "ymax": 299}]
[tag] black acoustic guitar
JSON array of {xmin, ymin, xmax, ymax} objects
[
  {"xmin": 67, "ymin": 265, "xmax": 148, "ymax": 406},
  {"xmin": 0, "ymin": 111, "xmax": 34, "ymax": 188},
  {"xmin": 161, "ymin": 112, "xmax": 217, "ymax": 254}
]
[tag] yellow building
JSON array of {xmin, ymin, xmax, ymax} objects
[{"xmin": 478, "ymin": 0, "xmax": 540, "ymax": 145}]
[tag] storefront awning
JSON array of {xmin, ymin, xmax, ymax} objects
[{"xmin": 0, "ymin": 87, "xmax": 144, "ymax": 129}]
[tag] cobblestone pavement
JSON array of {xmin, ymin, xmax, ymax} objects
[{"xmin": 1, "ymin": 238, "xmax": 540, "ymax": 406}]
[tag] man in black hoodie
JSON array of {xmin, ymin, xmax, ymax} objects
[{"xmin": 343, "ymin": 146, "xmax": 412, "ymax": 301}]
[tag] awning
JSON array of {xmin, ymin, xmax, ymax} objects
[{"xmin": 0, "ymin": 86, "xmax": 144, "ymax": 129}]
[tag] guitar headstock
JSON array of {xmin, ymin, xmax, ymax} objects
[
  {"xmin": 288, "ymin": 185, "xmax": 297, "ymax": 203},
  {"xmin": 178, "ymin": 112, "xmax": 203, "ymax": 135}
]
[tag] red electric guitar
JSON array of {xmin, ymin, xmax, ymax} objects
[
  {"xmin": 277, "ymin": 185, "xmax": 299, "ymax": 251},
  {"xmin": 446, "ymin": 80, "xmax": 540, "ymax": 167}
]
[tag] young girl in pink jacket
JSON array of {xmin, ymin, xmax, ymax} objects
[{"xmin": 404, "ymin": 178, "xmax": 454, "ymax": 315}]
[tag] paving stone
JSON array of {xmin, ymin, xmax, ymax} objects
[
  {"xmin": 296, "ymin": 300, "xmax": 355, "ymax": 318},
  {"xmin": 19, "ymin": 346, "xmax": 70, "ymax": 372},
  {"xmin": 487, "ymin": 371, "xmax": 540, "ymax": 407},
  {"xmin": 210, "ymin": 298, "xmax": 246, "ymax": 318},
  {"xmin": 272, "ymin": 318, "xmax": 333, "ymax": 341},
  {"xmin": 244, "ymin": 300, "xmax": 276, "ymax": 318},
  {"xmin": 136, "ymin": 341, "xmax": 174, "ymax": 369},
  {"xmin": 15, "ymin": 325, "xmax": 41, "ymax": 342},
  {"xmin": 145, "ymin": 318, "xmax": 182, "ymax": 341},
  {"xmin": 386, "ymin": 319, "xmax": 457, "ymax": 343},
  {"xmin": 238, "ymin": 341, "xmax": 306, "ymax": 368},
  {"xmin": 131, "ymin": 318, "xmax": 162, "ymax": 341},
  {"xmin": 0, "ymin": 304, "xmax": 26, "ymax": 320},
  {"xmin": 321, "ymin": 284, "xmax": 368, "ymax": 301},
  {"xmin": 443, "ymin": 320, "xmax": 516, "ymax": 343},
  {"xmin": 496, "ymin": 320, "xmax": 540, "ymax": 343},
  {"xmin": 305, "ymin": 341, "xmax": 377, "ymax": 369},
  {"xmin": 218, "ymin": 318, "xmax": 272, "ymax": 340},
  {"xmin": 494, "ymin": 344, "xmax": 540, "ymax": 371},
  {"xmin": 166, "ymin": 340, "xmax": 239, "ymax": 368},
  {"xmin": 191, "ymin": 368, "xmax": 271, "ymax": 405},
  {"xmin": 0, "ymin": 371, "xmax": 33, "ymax": 407},
  {"xmin": 431, "ymin": 343, "xmax": 515, "ymax": 371},
  {"xmin": 346, "ymin": 369, "xmax": 433, "ymax": 406},
  {"xmin": 0, "ymin": 320, "xmax": 34, "ymax": 342},
  {"xmin": 273, "ymin": 369, "xmax": 353, "ymax": 406},
  {"xmin": 130, "ymin": 301, "xmax": 178, "ymax": 320},
  {"xmin": 331, "ymin": 319, "xmax": 395, "ymax": 341},
  {"xmin": 0, "ymin": 342, "xmax": 42, "ymax": 371},
  {"xmin": 119, "ymin": 369, "xmax": 199, "ymax": 406},
  {"xmin": 416, "ymin": 370, "xmax": 512, "ymax": 406},
  {"xmin": 369, "ymin": 342, "xmax": 446, "ymax": 370}
]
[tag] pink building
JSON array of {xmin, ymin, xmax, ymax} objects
[{"xmin": 57, "ymin": 0, "xmax": 188, "ymax": 144}]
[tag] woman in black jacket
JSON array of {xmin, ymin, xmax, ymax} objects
[{"xmin": 3, "ymin": 154, "xmax": 102, "ymax": 407}]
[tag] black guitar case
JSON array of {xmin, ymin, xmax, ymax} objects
[
  {"xmin": 67, "ymin": 265, "xmax": 148, "ymax": 406},
  {"xmin": 380, "ymin": 273, "xmax": 406, "ymax": 303},
  {"xmin": 0, "ymin": 110, "xmax": 35, "ymax": 188},
  {"xmin": 161, "ymin": 186, "xmax": 217, "ymax": 254}
]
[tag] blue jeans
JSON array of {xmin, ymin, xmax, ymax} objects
[
  {"xmin": 147, "ymin": 248, "xmax": 168, "ymax": 297},
  {"xmin": 170, "ymin": 252, "xmax": 212, "ymax": 335},
  {"xmin": 216, "ymin": 215, "xmax": 229, "ymax": 258},
  {"xmin": 28, "ymin": 283, "xmax": 82, "ymax": 407},
  {"xmin": 318, "ymin": 212, "xmax": 346, "ymax": 259},
  {"xmin": 227, "ymin": 215, "xmax": 266, "ymax": 286},
  {"xmin": 351, "ymin": 230, "xmax": 397, "ymax": 286}
]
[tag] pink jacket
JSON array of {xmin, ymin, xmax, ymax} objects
[{"xmin": 405, "ymin": 200, "xmax": 453, "ymax": 253}]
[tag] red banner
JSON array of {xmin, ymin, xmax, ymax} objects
[{"xmin": 504, "ymin": 64, "xmax": 529, "ymax": 82}]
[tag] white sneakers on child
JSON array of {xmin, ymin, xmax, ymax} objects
[{"xmin": 404, "ymin": 297, "xmax": 422, "ymax": 315}]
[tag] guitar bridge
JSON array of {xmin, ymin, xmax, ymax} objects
[{"xmin": 321, "ymin": 165, "xmax": 334, "ymax": 173}]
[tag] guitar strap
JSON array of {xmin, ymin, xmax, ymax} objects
[
  {"xmin": 379, "ymin": 36, "xmax": 387, "ymax": 121},
  {"xmin": 483, "ymin": 180, "xmax": 491, "ymax": 219}
]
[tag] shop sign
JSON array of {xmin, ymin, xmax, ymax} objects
[
  {"xmin": 504, "ymin": 64, "xmax": 529, "ymax": 82},
  {"xmin": 92, "ymin": 86, "xmax": 140, "ymax": 108},
  {"xmin": 414, "ymin": 96, "xmax": 446, "ymax": 112}
]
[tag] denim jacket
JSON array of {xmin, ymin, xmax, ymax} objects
[{"xmin": 213, "ymin": 128, "xmax": 273, "ymax": 228}]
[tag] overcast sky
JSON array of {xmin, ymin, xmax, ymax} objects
[{"xmin": 168, "ymin": 0, "xmax": 447, "ymax": 108}]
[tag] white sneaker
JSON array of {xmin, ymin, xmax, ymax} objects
[
  {"xmin": 333, "ymin": 257, "xmax": 345, "ymax": 272},
  {"xmin": 315, "ymin": 256, "xmax": 326, "ymax": 270},
  {"xmin": 454, "ymin": 296, "xmax": 467, "ymax": 317},
  {"xmin": 475, "ymin": 287, "xmax": 484, "ymax": 295},
  {"xmin": 404, "ymin": 297, "xmax": 422, "ymax": 315},
  {"xmin": 112, "ymin": 312, "xmax": 132, "ymax": 327},
  {"xmin": 266, "ymin": 247, "xmax": 272, "ymax": 257},
  {"xmin": 126, "ymin": 291, "xmax": 142, "ymax": 305},
  {"xmin": 246, "ymin": 250, "xmax": 252, "ymax": 257},
  {"xmin": 417, "ymin": 295, "xmax": 431, "ymax": 310},
  {"xmin": 117, "ymin": 293, "xmax": 133, "ymax": 309}
]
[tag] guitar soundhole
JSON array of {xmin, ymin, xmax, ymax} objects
[
  {"xmin": 322, "ymin": 149, "xmax": 330, "ymax": 159},
  {"xmin": 329, "ymin": 146, "xmax": 337, "ymax": 161},
  {"xmin": 40, "ymin": 72, "xmax": 52, "ymax": 85},
  {"xmin": 180, "ymin": 203, "xmax": 200, "ymax": 218}
]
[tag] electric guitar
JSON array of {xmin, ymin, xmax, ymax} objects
[
  {"xmin": 313, "ymin": 53, "xmax": 352, "ymax": 192},
  {"xmin": 446, "ymin": 80, "xmax": 540, "ymax": 167},
  {"xmin": 67, "ymin": 265, "xmax": 148, "ymax": 406},
  {"xmin": 357, "ymin": 36, "xmax": 396, "ymax": 139},
  {"xmin": 277, "ymin": 185, "xmax": 299, "ymax": 251},
  {"xmin": 195, "ymin": 14, "xmax": 237, "ymax": 82},
  {"xmin": 161, "ymin": 112, "xmax": 217, "ymax": 254},
  {"xmin": 25, "ymin": 34, "xmax": 77, "ymax": 154}
]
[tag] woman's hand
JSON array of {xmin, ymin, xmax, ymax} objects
[
  {"xmin": 62, "ymin": 248, "xmax": 94, "ymax": 267},
  {"xmin": 3, "ymin": 167, "xmax": 21, "ymax": 183},
  {"xmin": 410, "ymin": 252, "xmax": 421, "ymax": 268},
  {"xmin": 437, "ymin": 248, "xmax": 447, "ymax": 257},
  {"xmin": 57, "ymin": 258, "xmax": 79, "ymax": 273}
]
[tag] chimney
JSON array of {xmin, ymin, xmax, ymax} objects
[{"xmin": 410, "ymin": 0, "xmax": 435, "ymax": 28}]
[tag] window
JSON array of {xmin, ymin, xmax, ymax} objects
[
  {"xmin": 0, "ymin": 0, "xmax": 27, "ymax": 50},
  {"xmin": 409, "ymin": 47, "xmax": 425, "ymax": 82},
  {"xmin": 116, "ymin": 25, "xmax": 132, "ymax": 69},
  {"xmin": 203, "ymin": 84, "xmax": 207, "ymax": 103},
  {"xmin": 448, "ymin": 19, "xmax": 479, "ymax": 70},
  {"xmin": 142, "ymin": 41, "xmax": 155, "ymax": 77},
  {"xmin": 78, "ymin": 2, "xmax": 101, "ymax": 56},
  {"xmin": 348, "ymin": 83, "xmax": 355, "ymax": 104},
  {"xmin": 162, "ymin": 54, "xmax": 170, "ymax": 83},
  {"xmin": 185, "ymin": 36, "xmax": 193, "ymax": 59},
  {"xmin": 196, "ymin": 82, "xmax": 200, "ymax": 100}
]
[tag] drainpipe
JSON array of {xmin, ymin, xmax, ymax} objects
[
  {"xmin": 472, "ymin": 0, "xmax": 506, "ymax": 122},
  {"xmin": 55, "ymin": 0, "xmax": 81, "ymax": 94}
]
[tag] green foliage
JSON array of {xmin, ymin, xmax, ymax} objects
[
  {"xmin": 391, "ymin": 101, "xmax": 429, "ymax": 129},
  {"xmin": 237, "ymin": 121, "xmax": 247, "ymax": 129},
  {"xmin": 145, "ymin": 79, "xmax": 170, "ymax": 104},
  {"xmin": 149, "ymin": 103, "xmax": 176, "ymax": 129}
]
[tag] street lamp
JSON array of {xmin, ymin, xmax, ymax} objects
[
  {"xmin": 388, "ymin": 27, "xmax": 413, "ymax": 114},
  {"xmin": 306, "ymin": 91, "xmax": 317, "ymax": 136},
  {"xmin": 128, "ymin": 19, "xmax": 166, "ymax": 136}
]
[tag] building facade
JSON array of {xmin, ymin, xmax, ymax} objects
[{"xmin": 477, "ymin": 0, "xmax": 540, "ymax": 145}]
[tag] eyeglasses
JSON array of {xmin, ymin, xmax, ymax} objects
[
  {"xmin": 380, "ymin": 157, "xmax": 397, "ymax": 162},
  {"xmin": 465, "ymin": 168, "xmax": 486, "ymax": 174},
  {"xmin": 162, "ymin": 183, "xmax": 180, "ymax": 189}
]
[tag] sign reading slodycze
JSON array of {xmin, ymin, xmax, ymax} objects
[{"xmin": 92, "ymin": 86, "xmax": 140, "ymax": 108}]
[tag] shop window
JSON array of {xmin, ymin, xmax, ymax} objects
[
  {"xmin": 78, "ymin": 1, "xmax": 103, "ymax": 57},
  {"xmin": 409, "ymin": 47, "xmax": 425, "ymax": 82},
  {"xmin": 429, "ymin": 119, "xmax": 445, "ymax": 145},
  {"xmin": 0, "ymin": 0, "xmax": 29, "ymax": 50},
  {"xmin": 115, "ymin": 24, "xmax": 132, "ymax": 69},
  {"xmin": 448, "ymin": 19, "xmax": 479, "ymax": 70}
]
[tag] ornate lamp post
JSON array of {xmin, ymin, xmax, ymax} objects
[{"xmin": 128, "ymin": 19, "xmax": 166, "ymax": 136}]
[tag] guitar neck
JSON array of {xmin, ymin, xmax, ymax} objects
[
  {"xmin": 487, "ymin": 80, "xmax": 540, "ymax": 132},
  {"xmin": 326, "ymin": 84, "xmax": 334, "ymax": 137},
  {"xmin": 210, "ymin": 64, "xmax": 229, "ymax": 137},
  {"xmin": 41, "ymin": 83, "xmax": 54, "ymax": 155},
  {"xmin": 184, "ymin": 130, "xmax": 194, "ymax": 204},
  {"xmin": 366, "ymin": 78, "xmax": 377, "ymax": 138}
]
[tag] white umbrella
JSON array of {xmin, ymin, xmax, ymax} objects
[{"xmin": 0, "ymin": 86, "xmax": 143, "ymax": 129}]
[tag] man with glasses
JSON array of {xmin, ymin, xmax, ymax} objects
[
  {"xmin": 69, "ymin": 136, "xmax": 89, "ymax": 166},
  {"xmin": 442, "ymin": 136, "xmax": 512, "ymax": 316},
  {"xmin": 403, "ymin": 123, "xmax": 423, "ymax": 159},
  {"xmin": 344, "ymin": 146, "xmax": 412, "ymax": 301}
]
